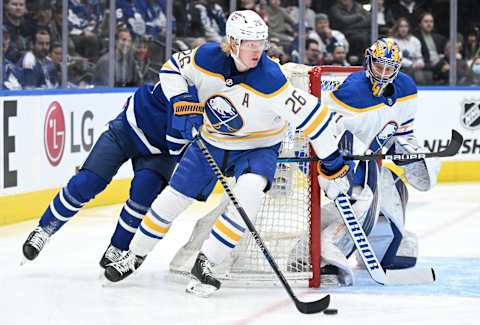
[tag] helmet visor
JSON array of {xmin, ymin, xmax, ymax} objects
[{"xmin": 239, "ymin": 39, "xmax": 269, "ymax": 51}]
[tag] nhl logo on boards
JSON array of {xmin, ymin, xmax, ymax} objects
[
  {"xmin": 44, "ymin": 101, "xmax": 66, "ymax": 166},
  {"xmin": 205, "ymin": 95, "xmax": 244, "ymax": 133},
  {"xmin": 460, "ymin": 99, "xmax": 480, "ymax": 130}
]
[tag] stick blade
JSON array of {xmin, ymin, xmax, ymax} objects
[
  {"xmin": 385, "ymin": 267, "xmax": 436, "ymax": 285},
  {"xmin": 295, "ymin": 294, "xmax": 330, "ymax": 314}
]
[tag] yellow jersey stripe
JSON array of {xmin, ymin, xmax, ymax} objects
[
  {"xmin": 214, "ymin": 219, "xmax": 242, "ymax": 242},
  {"xmin": 202, "ymin": 123, "xmax": 288, "ymax": 141},
  {"xmin": 330, "ymin": 92, "xmax": 418, "ymax": 112},
  {"xmin": 192, "ymin": 50, "xmax": 289, "ymax": 98},
  {"xmin": 304, "ymin": 105, "xmax": 329, "ymax": 136},
  {"xmin": 143, "ymin": 215, "xmax": 170, "ymax": 235},
  {"xmin": 162, "ymin": 61, "xmax": 178, "ymax": 72}
]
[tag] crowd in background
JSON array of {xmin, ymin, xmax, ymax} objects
[{"xmin": 3, "ymin": 0, "xmax": 480, "ymax": 90}]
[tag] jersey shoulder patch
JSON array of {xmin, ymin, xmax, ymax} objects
[
  {"xmin": 192, "ymin": 43, "xmax": 229, "ymax": 77},
  {"xmin": 331, "ymin": 71, "xmax": 381, "ymax": 110},
  {"xmin": 243, "ymin": 56, "xmax": 288, "ymax": 95},
  {"xmin": 393, "ymin": 72, "xmax": 418, "ymax": 98}
]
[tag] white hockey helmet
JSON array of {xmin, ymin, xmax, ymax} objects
[{"xmin": 226, "ymin": 10, "xmax": 268, "ymax": 44}]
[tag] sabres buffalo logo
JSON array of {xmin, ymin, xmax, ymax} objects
[
  {"xmin": 205, "ymin": 95, "xmax": 244, "ymax": 133},
  {"xmin": 461, "ymin": 99, "xmax": 480, "ymax": 130}
]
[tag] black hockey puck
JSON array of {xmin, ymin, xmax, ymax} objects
[{"xmin": 323, "ymin": 308, "xmax": 338, "ymax": 315}]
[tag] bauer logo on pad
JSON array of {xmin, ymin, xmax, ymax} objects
[{"xmin": 205, "ymin": 95, "xmax": 244, "ymax": 133}]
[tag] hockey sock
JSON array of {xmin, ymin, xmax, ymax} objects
[
  {"xmin": 201, "ymin": 173, "xmax": 266, "ymax": 265},
  {"xmin": 110, "ymin": 169, "xmax": 165, "ymax": 251},
  {"xmin": 39, "ymin": 169, "xmax": 107, "ymax": 234},
  {"xmin": 130, "ymin": 186, "xmax": 193, "ymax": 256},
  {"xmin": 201, "ymin": 213, "xmax": 246, "ymax": 264}
]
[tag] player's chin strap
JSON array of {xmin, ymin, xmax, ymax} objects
[{"xmin": 230, "ymin": 39, "xmax": 251, "ymax": 71}]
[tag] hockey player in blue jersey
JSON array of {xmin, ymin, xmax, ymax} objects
[
  {"xmin": 103, "ymin": 10, "xmax": 355, "ymax": 296},
  {"xmin": 22, "ymin": 84, "xmax": 190, "ymax": 268},
  {"xmin": 314, "ymin": 38, "xmax": 441, "ymax": 285}
]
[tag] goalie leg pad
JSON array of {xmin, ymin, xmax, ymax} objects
[
  {"xmin": 130, "ymin": 186, "xmax": 194, "ymax": 256},
  {"xmin": 201, "ymin": 173, "xmax": 266, "ymax": 265}
]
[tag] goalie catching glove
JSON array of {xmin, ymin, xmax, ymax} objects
[{"xmin": 171, "ymin": 92, "xmax": 204, "ymax": 141}]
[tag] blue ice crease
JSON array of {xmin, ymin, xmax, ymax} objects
[{"xmin": 328, "ymin": 257, "xmax": 480, "ymax": 298}]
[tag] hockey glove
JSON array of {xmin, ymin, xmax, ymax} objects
[
  {"xmin": 171, "ymin": 93, "xmax": 204, "ymax": 141},
  {"xmin": 317, "ymin": 151, "xmax": 355, "ymax": 200}
]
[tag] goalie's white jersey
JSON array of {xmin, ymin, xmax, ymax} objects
[
  {"xmin": 323, "ymin": 71, "xmax": 418, "ymax": 146},
  {"xmin": 159, "ymin": 43, "xmax": 337, "ymax": 158}
]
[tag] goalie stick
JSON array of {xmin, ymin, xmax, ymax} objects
[
  {"xmin": 194, "ymin": 135, "xmax": 331, "ymax": 314},
  {"xmin": 335, "ymin": 193, "xmax": 436, "ymax": 285},
  {"xmin": 278, "ymin": 129, "xmax": 463, "ymax": 163}
]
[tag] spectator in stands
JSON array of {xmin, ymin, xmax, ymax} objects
[
  {"xmin": 137, "ymin": 0, "xmax": 169, "ymax": 40},
  {"xmin": 303, "ymin": 39, "xmax": 322, "ymax": 66},
  {"xmin": 376, "ymin": 0, "xmax": 395, "ymax": 37},
  {"xmin": 308, "ymin": 13, "xmax": 349, "ymax": 60},
  {"xmin": 267, "ymin": 37, "xmax": 290, "ymax": 64},
  {"xmin": 133, "ymin": 37, "xmax": 158, "ymax": 85},
  {"xmin": 328, "ymin": 43, "xmax": 350, "ymax": 66},
  {"xmin": 49, "ymin": 42, "xmax": 63, "ymax": 86},
  {"xmin": 388, "ymin": 0, "xmax": 430, "ymax": 31},
  {"xmin": 470, "ymin": 55, "xmax": 480, "ymax": 85},
  {"xmin": 68, "ymin": 0, "xmax": 102, "ymax": 61},
  {"xmin": 391, "ymin": 17, "xmax": 430, "ymax": 84},
  {"xmin": 433, "ymin": 40, "xmax": 472, "ymax": 85},
  {"xmin": 329, "ymin": 0, "xmax": 370, "ymax": 64},
  {"xmin": 190, "ymin": 0, "xmax": 226, "ymax": 44},
  {"xmin": 2, "ymin": 27, "xmax": 22, "ymax": 89},
  {"xmin": 4, "ymin": 0, "xmax": 36, "ymax": 63},
  {"xmin": 415, "ymin": 12, "xmax": 447, "ymax": 72},
  {"xmin": 94, "ymin": 27, "xmax": 138, "ymax": 87},
  {"xmin": 31, "ymin": 1, "xmax": 53, "ymax": 34},
  {"xmin": 239, "ymin": 0, "xmax": 265, "ymax": 19},
  {"xmin": 288, "ymin": 0, "xmax": 316, "ymax": 30},
  {"xmin": 17, "ymin": 29, "xmax": 58, "ymax": 88},
  {"xmin": 116, "ymin": 0, "xmax": 147, "ymax": 39},
  {"xmin": 463, "ymin": 28, "xmax": 480, "ymax": 65},
  {"xmin": 264, "ymin": 0, "xmax": 296, "ymax": 45}
]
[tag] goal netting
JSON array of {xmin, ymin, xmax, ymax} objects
[{"xmin": 169, "ymin": 65, "xmax": 362, "ymax": 288}]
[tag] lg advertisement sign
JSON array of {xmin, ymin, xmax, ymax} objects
[{"xmin": 44, "ymin": 101, "xmax": 66, "ymax": 167}]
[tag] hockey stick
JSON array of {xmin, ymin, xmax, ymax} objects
[
  {"xmin": 194, "ymin": 136, "xmax": 331, "ymax": 314},
  {"xmin": 278, "ymin": 129, "xmax": 463, "ymax": 163},
  {"xmin": 335, "ymin": 193, "xmax": 436, "ymax": 285}
]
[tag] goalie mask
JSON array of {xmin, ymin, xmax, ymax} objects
[{"xmin": 365, "ymin": 38, "xmax": 402, "ymax": 97}]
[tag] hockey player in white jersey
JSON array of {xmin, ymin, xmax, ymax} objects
[
  {"xmin": 313, "ymin": 38, "xmax": 441, "ymax": 285},
  {"xmin": 103, "ymin": 10, "xmax": 354, "ymax": 294}
]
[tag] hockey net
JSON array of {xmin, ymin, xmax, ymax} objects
[{"xmin": 169, "ymin": 65, "xmax": 362, "ymax": 288}]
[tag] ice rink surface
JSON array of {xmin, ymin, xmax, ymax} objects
[{"xmin": 1, "ymin": 183, "xmax": 479, "ymax": 325}]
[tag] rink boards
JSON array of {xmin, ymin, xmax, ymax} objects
[{"xmin": 0, "ymin": 86, "xmax": 479, "ymax": 225}]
